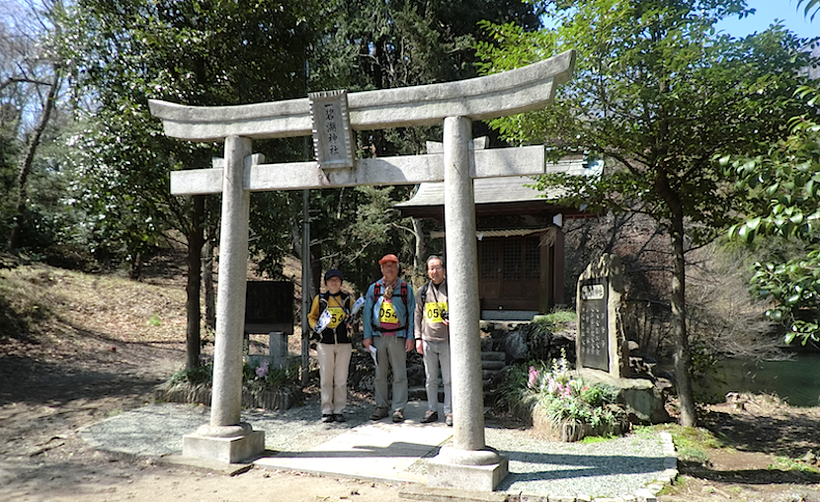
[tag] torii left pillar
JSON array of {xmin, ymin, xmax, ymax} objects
[{"xmin": 181, "ymin": 135, "xmax": 265, "ymax": 463}]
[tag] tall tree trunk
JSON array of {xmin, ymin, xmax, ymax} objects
[
  {"xmin": 670, "ymin": 210, "xmax": 696, "ymax": 426},
  {"xmin": 656, "ymin": 170, "xmax": 697, "ymax": 427},
  {"xmin": 186, "ymin": 195, "xmax": 205, "ymax": 369},
  {"xmin": 413, "ymin": 217, "xmax": 425, "ymax": 274},
  {"xmin": 203, "ymin": 234, "xmax": 216, "ymax": 331},
  {"xmin": 203, "ymin": 196, "xmax": 217, "ymax": 331},
  {"xmin": 8, "ymin": 69, "xmax": 59, "ymax": 250}
]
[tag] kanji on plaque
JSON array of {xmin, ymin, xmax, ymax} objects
[
  {"xmin": 578, "ymin": 278, "xmax": 609, "ymax": 372},
  {"xmin": 309, "ymin": 90, "xmax": 355, "ymax": 169}
]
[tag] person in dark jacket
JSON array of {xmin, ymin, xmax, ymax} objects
[{"xmin": 308, "ymin": 269, "xmax": 354, "ymax": 423}]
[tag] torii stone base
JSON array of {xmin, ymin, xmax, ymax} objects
[
  {"xmin": 183, "ymin": 423, "xmax": 265, "ymax": 464},
  {"xmin": 427, "ymin": 447, "xmax": 509, "ymax": 491}
]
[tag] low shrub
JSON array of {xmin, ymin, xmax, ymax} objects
[
  {"xmin": 160, "ymin": 357, "xmax": 302, "ymax": 411},
  {"xmin": 496, "ymin": 351, "xmax": 627, "ymax": 441}
]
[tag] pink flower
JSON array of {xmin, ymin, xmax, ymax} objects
[
  {"xmin": 528, "ymin": 366, "xmax": 540, "ymax": 389},
  {"xmin": 256, "ymin": 359, "xmax": 269, "ymax": 378}
]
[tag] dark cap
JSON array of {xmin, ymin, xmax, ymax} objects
[
  {"xmin": 378, "ymin": 254, "xmax": 399, "ymax": 265},
  {"xmin": 324, "ymin": 269, "xmax": 343, "ymax": 281}
]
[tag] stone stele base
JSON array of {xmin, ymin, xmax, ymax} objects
[
  {"xmin": 426, "ymin": 446, "xmax": 509, "ymax": 491},
  {"xmin": 183, "ymin": 423, "xmax": 265, "ymax": 464}
]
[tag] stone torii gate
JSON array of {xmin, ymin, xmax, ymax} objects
[{"xmin": 149, "ymin": 49, "xmax": 575, "ymax": 490}]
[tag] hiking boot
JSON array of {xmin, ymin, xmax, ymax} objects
[
  {"xmin": 392, "ymin": 409, "xmax": 405, "ymax": 423},
  {"xmin": 333, "ymin": 413, "xmax": 346, "ymax": 423},
  {"xmin": 370, "ymin": 407, "xmax": 389, "ymax": 421},
  {"xmin": 421, "ymin": 410, "xmax": 438, "ymax": 423},
  {"xmin": 321, "ymin": 414, "xmax": 334, "ymax": 423},
  {"xmin": 445, "ymin": 413, "xmax": 453, "ymax": 427}
]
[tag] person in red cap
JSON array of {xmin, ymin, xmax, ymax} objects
[
  {"xmin": 363, "ymin": 254, "xmax": 416, "ymax": 422},
  {"xmin": 308, "ymin": 268, "xmax": 354, "ymax": 423}
]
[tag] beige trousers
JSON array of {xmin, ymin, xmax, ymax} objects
[{"xmin": 316, "ymin": 342, "xmax": 352, "ymax": 415}]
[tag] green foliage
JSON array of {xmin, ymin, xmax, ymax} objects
[
  {"xmin": 56, "ymin": 0, "xmax": 326, "ymax": 273},
  {"xmin": 307, "ymin": 184, "xmax": 416, "ymax": 291},
  {"xmin": 476, "ymin": 0, "xmax": 818, "ymax": 424},
  {"xmin": 300, "ymin": 0, "xmax": 545, "ymax": 285},
  {"xmin": 169, "ymin": 358, "xmax": 299, "ymax": 389},
  {"xmin": 537, "ymin": 309, "xmax": 576, "ymax": 326},
  {"xmin": 725, "ymin": 86, "xmax": 820, "ymax": 343},
  {"xmin": 497, "ymin": 354, "xmax": 626, "ymax": 433},
  {"xmin": 768, "ymin": 456, "xmax": 820, "ymax": 473},
  {"xmin": 243, "ymin": 359, "xmax": 300, "ymax": 389},
  {"xmin": 653, "ymin": 423, "xmax": 727, "ymax": 464},
  {"xmin": 798, "ymin": 0, "xmax": 820, "ymax": 20},
  {"xmin": 170, "ymin": 362, "xmax": 213, "ymax": 385},
  {"xmin": 579, "ymin": 435, "xmax": 615, "ymax": 444},
  {"xmin": 477, "ymin": 1, "xmax": 813, "ymax": 239}
]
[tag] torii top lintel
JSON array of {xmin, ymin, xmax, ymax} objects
[{"xmin": 148, "ymin": 50, "xmax": 576, "ymax": 142}]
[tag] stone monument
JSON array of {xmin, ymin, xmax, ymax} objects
[
  {"xmin": 576, "ymin": 253, "xmax": 628, "ymax": 378},
  {"xmin": 575, "ymin": 254, "xmax": 670, "ymax": 424},
  {"xmin": 149, "ymin": 49, "xmax": 576, "ymax": 488}
]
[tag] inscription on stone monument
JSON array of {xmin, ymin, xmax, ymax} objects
[
  {"xmin": 575, "ymin": 254, "xmax": 627, "ymax": 378},
  {"xmin": 578, "ymin": 278, "xmax": 609, "ymax": 372}
]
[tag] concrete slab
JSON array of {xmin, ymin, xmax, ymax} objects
[{"xmin": 254, "ymin": 403, "xmax": 452, "ymax": 483}]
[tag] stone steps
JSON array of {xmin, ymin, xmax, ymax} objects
[{"xmin": 409, "ymin": 343, "xmax": 511, "ymax": 405}]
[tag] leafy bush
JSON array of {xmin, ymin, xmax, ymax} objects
[
  {"xmin": 168, "ymin": 357, "xmax": 299, "ymax": 389},
  {"xmin": 497, "ymin": 351, "xmax": 626, "ymax": 435},
  {"xmin": 169, "ymin": 361, "xmax": 213, "ymax": 385},
  {"xmin": 243, "ymin": 358, "xmax": 300, "ymax": 389}
]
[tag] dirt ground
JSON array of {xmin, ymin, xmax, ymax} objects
[{"xmin": 2, "ymin": 259, "xmax": 820, "ymax": 501}]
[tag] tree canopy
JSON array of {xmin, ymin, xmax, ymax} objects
[
  {"xmin": 476, "ymin": 0, "xmax": 818, "ymax": 425},
  {"xmin": 726, "ymin": 0, "xmax": 820, "ymax": 345}
]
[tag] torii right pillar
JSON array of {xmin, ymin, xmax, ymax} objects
[{"xmin": 427, "ymin": 116, "xmax": 508, "ymax": 490}]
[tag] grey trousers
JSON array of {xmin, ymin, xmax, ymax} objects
[
  {"xmin": 423, "ymin": 339, "xmax": 451, "ymax": 414},
  {"xmin": 372, "ymin": 335, "xmax": 408, "ymax": 412}
]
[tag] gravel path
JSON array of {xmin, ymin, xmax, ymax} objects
[{"xmin": 80, "ymin": 396, "xmax": 676, "ymax": 501}]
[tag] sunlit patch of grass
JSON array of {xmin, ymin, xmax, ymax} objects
[
  {"xmin": 768, "ymin": 457, "xmax": 819, "ymax": 473},
  {"xmin": 541, "ymin": 309, "xmax": 576, "ymax": 324},
  {"xmin": 579, "ymin": 435, "xmax": 616, "ymax": 444},
  {"xmin": 649, "ymin": 423, "xmax": 732, "ymax": 464},
  {"xmin": 105, "ymin": 408, "xmax": 123, "ymax": 418}
]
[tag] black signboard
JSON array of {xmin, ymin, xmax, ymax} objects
[
  {"xmin": 244, "ymin": 281, "xmax": 294, "ymax": 334},
  {"xmin": 578, "ymin": 277, "xmax": 609, "ymax": 372}
]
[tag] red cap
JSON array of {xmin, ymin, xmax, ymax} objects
[{"xmin": 378, "ymin": 254, "xmax": 399, "ymax": 265}]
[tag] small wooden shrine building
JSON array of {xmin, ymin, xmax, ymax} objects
[{"xmin": 396, "ymin": 149, "xmax": 601, "ymax": 320}]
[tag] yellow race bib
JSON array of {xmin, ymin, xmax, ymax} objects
[
  {"xmin": 326, "ymin": 307, "xmax": 346, "ymax": 329},
  {"xmin": 379, "ymin": 301, "xmax": 400, "ymax": 324},
  {"xmin": 425, "ymin": 302, "xmax": 448, "ymax": 324}
]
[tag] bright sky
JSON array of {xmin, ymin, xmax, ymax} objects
[{"xmin": 714, "ymin": 0, "xmax": 818, "ymax": 39}]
